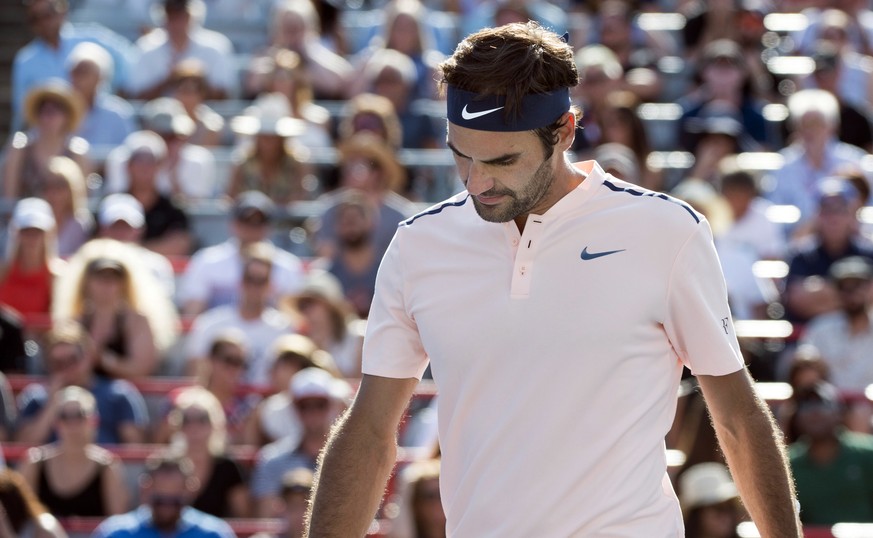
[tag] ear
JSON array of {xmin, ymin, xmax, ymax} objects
[{"xmin": 555, "ymin": 111, "xmax": 577, "ymax": 153}]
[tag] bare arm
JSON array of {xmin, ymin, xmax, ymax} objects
[
  {"xmin": 2, "ymin": 144, "xmax": 24, "ymax": 200},
  {"xmin": 99, "ymin": 313, "xmax": 159, "ymax": 380},
  {"xmin": 102, "ymin": 458, "xmax": 131, "ymax": 514},
  {"xmin": 305, "ymin": 374, "xmax": 420, "ymax": 537},
  {"xmin": 697, "ymin": 369, "xmax": 802, "ymax": 538}
]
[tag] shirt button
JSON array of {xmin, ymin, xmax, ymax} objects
[
  {"xmin": 512, "ymin": 239, "xmax": 519, "ymax": 246},
  {"xmin": 520, "ymin": 266, "xmax": 526, "ymax": 275}
]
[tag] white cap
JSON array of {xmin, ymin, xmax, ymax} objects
[
  {"xmin": 123, "ymin": 130, "xmax": 168, "ymax": 162},
  {"xmin": 290, "ymin": 367, "xmax": 352, "ymax": 402},
  {"xmin": 11, "ymin": 198, "xmax": 55, "ymax": 231},
  {"xmin": 99, "ymin": 193, "xmax": 145, "ymax": 228},
  {"xmin": 679, "ymin": 463, "xmax": 738, "ymax": 513}
]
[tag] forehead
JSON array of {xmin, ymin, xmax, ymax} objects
[
  {"xmin": 151, "ymin": 470, "xmax": 186, "ymax": 490},
  {"xmin": 446, "ymin": 122, "xmax": 539, "ymax": 160}
]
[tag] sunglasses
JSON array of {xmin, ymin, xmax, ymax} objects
[
  {"xmin": 151, "ymin": 495, "xmax": 185, "ymax": 508},
  {"xmin": 295, "ymin": 398, "xmax": 330, "ymax": 413},
  {"xmin": 243, "ymin": 274, "xmax": 270, "ymax": 286},
  {"xmin": 27, "ymin": 8, "xmax": 56, "ymax": 24},
  {"xmin": 58, "ymin": 408, "xmax": 89, "ymax": 422},
  {"xmin": 48, "ymin": 352, "xmax": 82, "ymax": 371},
  {"xmin": 215, "ymin": 353, "xmax": 247, "ymax": 369},
  {"xmin": 181, "ymin": 412, "xmax": 211, "ymax": 426}
]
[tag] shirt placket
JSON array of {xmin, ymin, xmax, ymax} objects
[{"xmin": 507, "ymin": 216, "xmax": 545, "ymax": 298}]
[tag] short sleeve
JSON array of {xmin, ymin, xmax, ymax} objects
[
  {"xmin": 663, "ymin": 221, "xmax": 744, "ymax": 376},
  {"xmin": 177, "ymin": 253, "xmax": 210, "ymax": 304},
  {"xmin": 113, "ymin": 381, "xmax": 149, "ymax": 427},
  {"xmin": 361, "ymin": 230, "xmax": 429, "ymax": 380}
]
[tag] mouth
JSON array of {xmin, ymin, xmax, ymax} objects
[{"xmin": 475, "ymin": 194, "xmax": 507, "ymax": 205}]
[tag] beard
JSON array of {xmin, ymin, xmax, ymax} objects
[{"xmin": 470, "ymin": 158, "xmax": 555, "ymax": 223}]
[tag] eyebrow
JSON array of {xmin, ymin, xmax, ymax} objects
[{"xmin": 446, "ymin": 141, "xmax": 521, "ymax": 165}]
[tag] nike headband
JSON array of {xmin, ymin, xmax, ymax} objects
[{"xmin": 446, "ymin": 86, "xmax": 571, "ymax": 132}]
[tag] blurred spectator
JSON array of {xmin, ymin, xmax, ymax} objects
[
  {"xmin": 110, "ymin": 131, "xmax": 194, "ymax": 257},
  {"xmin": 789, "ymin": 381, "xmax": 873, "ymax": 525},
  {"xmin": 572, "ymin": 44, "xmax": 624, "ymax": 151},
  {"xmin": 165, "ymin": 387, "xmax": 249, "ymax": 518},
  {"xmin": 459, "ymin": 0, "xmax": 567, "ymax": 42},
  {"xmin": 360, "ymin": 48, "xmax": 441, "ymax": 150},
  {"xmin": 311, "ymin": 133, "xmax": 414, "ymax": 260},
  {"xmin": 12, "ymin": 0, "xmax": 134, "ymax": 130},
  {"xmin": 384, "ymin": 458, "xmax": 445, "ymax": 538},
  {"xmin": 128, "ymin": 0, "xmax": 235, "ymax": 100},
  {"xmin": 258, "ymin": 0, "xmax": 353, "ymax": 100},
  {"xmin": 336, "ymin": 93, "xmax": 403, "ymax": 151},
  {"xmin": 67, "ymin": 42, "xmax": 135, "ymax": 148},
  {"xmin": 679, "ymin": 39, "xmax": 774, "ymax": 152},
  {"xmin": 285, "ymin": 270, "xmax": 365, "ymax": 379},
  {"xmin": 794, "ymin": 9, "xmax": 873, "ymax": 111},
  {"xmin": 784, "ymin": 344, "xmax": 831, "ymax": 394},
  {"xmin": 97, "ymin": 193, "xmax": 176, "ymax": 298},
  {"xmin": 321, "ymin": 190, "xmax": 382, "ymax": 318},
  {"xmin": 42, "ymin": 156, "xmax": 93, "ymax": 257},
  {"xmin": 804, "ymin": 41, "xmax": 873, "ymax": 152},
  {"xmin": 185, "ymin": 244, "xmax": 296, "ymax": 385},
  {"xmin": 764, "ymin": 89, "xmax": 868, "ymax": 226},
  {"xmin": 248, "ymin": 50, "xmax": 332, "ymax": 148},
  {"xmin": 92, "ymin": 451, "xmax": 235, "ymax": 538},
  {"xmin": 15, "ymin": 320, "xmax": 148, "ymax": 445},
  {"xmin": 3, "ymin": 80, "xmax": 89, "ymax": 200},
  {"xmin": 0, "ymin": 374, "xmax": 15, "ymax": 442},
  {"xmin": 227, "ymin": 93, "xmax": 314, "ymax": 204},
  {"xmin": 717, "ymin": 162, "xmax": 786, "ymax": 261},
  {"xmin": 592, "ymin": 143, "xmax": 642, "ymax": 184},
  {"xmin": 593, "ymin": 0, "xmax": 666, "ymax": 101},
  {"xmin": 177, "ymin": 191, "xmax": 306, "ymax": 316},
  {"xmin": 0, "ymin": 469, "xmax": 66, "ymax": 538},
  {"xmin": 169, "ymin": 59, "xmax": 225, "ymax": 147},
  {"xmin": 0, "ymin": 307, "xmax": 28, "ymax": 374},
  {"xmin": 248, "ymin": 334, "xmax": 339, "ymax": 446},
  {"xmin": 682, "ymin": 106, "xmax": 751, "ymax": 185},
  {"xmin": 18, "ymin": 386, "xmax": 129, "ymax": 517},
  {"xmin": 250, "ymin": 468, "xmax": 313, "ymax": 538},
  {"xmin": 0, "ymin": 198, "xmax": 63, "ymax": 321},
  {"xmin": 250, "ymin": 367, "xmax": 350, "ymax": 517},
  {"xmin": 52, "ymin": 239, "xmax": 180, "ymax": 380},
  {"xmin": 799, "ymin": 256, "xmax": 873, "ymax": 392},
  {"xmin": 783, "ymin": 178, "xmax": 873, "ymax": 324},
  {"xmin": 678, "ymin": 462, "xmax": 743, "ymax": 538},
  {"xmin": 350, "ymin": 0, "xmax": 444, "ymax": 101},
  {"xmin": 793, "ymin": 3, "xmax": 873, "ymax": 58},
  {"xmin": 595, "ymin": 91, "xmax": 661, "ymax": 190}
]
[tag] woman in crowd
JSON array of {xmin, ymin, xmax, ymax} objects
[
  {"xmin": 169, "ymin": 59, "xmax": 225, "ymax": 148},
  {"xmin": 41, "ymin": 156, "xmax": 94, "ymax": 257},
  {"xmin": 385, "ymin": 458, "xmax": 445, "ymax": 538},
  {"xmin": 3, "ymin": 80, "xmax": 89, "ymax": 200},
  {"xmin": 227, "ymin": 93, "xmax": 316, "ymax": 204},
  {"xmin": 282, "ymin": 270, "xmax": 363, "ymax": 378},
  {"xmin": 0, "ymin": 469, "xmax": 66, "ymax": 538},
  {"xmin": 595, "ymin": 91, "xmax": 662, "ymax": 191},
  {"xmin": 0, "ymin": 198, "xmax": 64, "ymax": 322},
  {"xmin": 679, "ymin": 463, "xmax": 743, "ymax": 538},
  {"xmin": 17, "ymin": 386, "xmax": 129, "ymax": 518},
  {"xmin": 247, "ymin": 333, "xmax": 339, "ymax": 446},
  {"xmin": 256, "ymin": 50, "xmax": 332, "ymax": 149},
  {"xmin": 52, "ymin": 239, "xmax": 179, "ymax": 380},
  {"xmin": 166, "ymin": 386, "xmax": 249, "ymax": 518}
]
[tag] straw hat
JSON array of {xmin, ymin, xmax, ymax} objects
[
  {"xmin": 679, "ymin": 463, "xmax": 738, "ymax": 515},
  {"xmin": 24, "ymin": 79, "xmax": 85, "ymax": 131},
  {"xmin": 230, "ymin": 93, "xmax": 306, "ymax": 137},
  {"xmin": 338, "ymin": 132, "xmax": 406, "ymax": 193}
]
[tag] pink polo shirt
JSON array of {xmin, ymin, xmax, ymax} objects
[{"xmin": 363, "ymin": 161, "xmax": 743, "ymax": 537}]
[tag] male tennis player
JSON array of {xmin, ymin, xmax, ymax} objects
[{"xmin": 306, "ymin": 22, "xmax": 801, "ymax": 537}]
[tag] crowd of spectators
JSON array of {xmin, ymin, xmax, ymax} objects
[{"xmin": 3, "ymin": 0, "xmax": 873, "ymax": 535}]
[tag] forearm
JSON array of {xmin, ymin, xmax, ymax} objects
[
  {"xmin": 712, "ymin": 397, "xmax": 801, "ymax": 537},
  {"xmin": 306, "ymin": 411, "xmax": 398, "ymax": 537}
]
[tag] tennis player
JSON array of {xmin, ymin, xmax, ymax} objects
[{"xmin": 306, "ymin": 22, "xmax": 802, "ymax": 537}]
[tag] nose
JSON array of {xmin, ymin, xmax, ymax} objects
[{"xmin": 460, "ymin": 160, "xmax": 493, "ymax": 196}]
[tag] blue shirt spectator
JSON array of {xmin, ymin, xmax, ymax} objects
[
  {"xmin": 17, "ymin": 375, "xmax": 148, "ymax": 445},
  {"xmin": 92, "ymin": 506, "xmax": 235, "ymax": 538},
  {"xmin": 13, "ymin": 0, "xmax": 136, "ymax": 130}
]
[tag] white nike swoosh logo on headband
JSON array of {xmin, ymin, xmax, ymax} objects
[{"xmin": 461, "ymin": 104, "xmax": 505, "ymax": 120}]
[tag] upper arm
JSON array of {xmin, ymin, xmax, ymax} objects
[
  {"xmin": 347, "ymin": 374, "xmax": 420, "ymax": 440},
  {"xmin": 102, "ymin": 460, "xmax": 131, "ymax": 514}
]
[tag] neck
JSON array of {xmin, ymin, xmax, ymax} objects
[
  {"xmin": 238, "ymin": 302, "xmax": 264, "ymax": 320},
  {"xmin": 18, "ymin": 252, "xmax": 45, "ymax": 270},
  {"xmin": 807, "ymin": 434, "xmax": 841, "ymax": 463},
  {"xmin": 847, "ymin": 310, "xmax": 870, "ymax": 332},
  {"xmin": 206, "ymin": 379, "xmax": 234, "ymax": 403}
]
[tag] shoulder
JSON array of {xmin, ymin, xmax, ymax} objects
[
  {"xmin": 67, "ymin": 136, "xmax": 90, "ymax": 157},
  {"xmin": 85, "ymin": 443, "xmax": 118, "ymax": 465},
  {"xmin": 181, "ymin": 507, "xmax": 235, "ymax": 535},
  {"xmin": 97, "ymin": 94, "xmax": 135, "ymax": 117},
  {"xmin": 840, "ymin": 431, "xmax": 873, "ymax": 453},
  {"xmin": 399, "ymin": 192, "xmax": 471, "ymax": 228},
  {"xmin": 98, "ymin": 377, "xmax": 144, "ymax": 399},
  {"xmin": 189, "ymin": 241, "xmax": 236, "ymax": 265},
  {"xmin": 192, "ymin": 305, "xmax": 236, "ymax": 328},
  {"xmin": 13, "ymin": 41, "xmax": 40, "ymax": 65},
  {"xmin": 93, "ymin": 508, "xmax": 145, "ymax": 536},
  {"xmin": 25, "ymin": 444, "xmax": 56, "ymax": 464},
  {"xmin": 595, "ymin": 174, "xmax": 704, "ymax": 231}
]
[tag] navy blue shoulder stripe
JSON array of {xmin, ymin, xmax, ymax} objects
[
  {"xmin": 602, "ymin": 180, "xmax": 700, "ymax": 223},
  {"xmin": 402, "ymin": 196, "xmax": 470, "ymax": 226}
]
